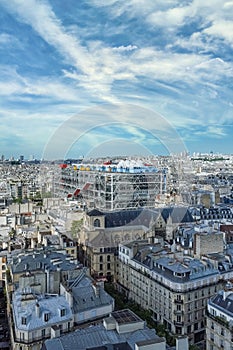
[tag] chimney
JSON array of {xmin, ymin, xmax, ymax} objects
[
  {"xmin": 35, "ymin": 302, "xmax": 40, "ymax": 318},
  {"xmin": 176, "ymin": 336, "xmax": 188, "ymax": 350}
]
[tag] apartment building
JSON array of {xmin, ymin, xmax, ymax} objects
[
  {"xmin": 11, "ymin": 290, "xmax": 74, "ymax": 350},
  {"xmin": 7, "ymin": 249, "xmax": 80, "ymax": 294},
  {"xmin": 60, "ymin": 268, "xmax": 114, "ymax": 324},
  {"xmin": 117, "ymin": 240, "xmax": 227, "ymax": 347},
  {"xmin": 206, "ymin": 283, "xmax": 233, "ymax": 350}
]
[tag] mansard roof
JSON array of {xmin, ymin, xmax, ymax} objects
[{"xmin": 87, "ymin": 209, "xmax": 105, "ymax": 217}]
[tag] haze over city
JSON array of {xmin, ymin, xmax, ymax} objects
[{"xmin": 0, "ymin": 0, "xmax": 233, "ymax": 159}]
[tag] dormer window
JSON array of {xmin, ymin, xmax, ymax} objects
[
  {"xmin": 21, "ymin": 317, "xmax": 27, "ymax": 325},
  {"xmin": 44, "ymin": 312, "xmax": 50, "ymax": 322},
  {"xmin": 60, "ymin": 308, "xmax": 66, "ymax": 317}
]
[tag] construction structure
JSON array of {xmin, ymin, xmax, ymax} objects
[{"xmin": 55, "ymin": 159, "xmax": 167, "ymax": 211}]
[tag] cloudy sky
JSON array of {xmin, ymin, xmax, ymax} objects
[{"xmin": 0, "ymin": 0, "xmax": 233, "ymax": 160}]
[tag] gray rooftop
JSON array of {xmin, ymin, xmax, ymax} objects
[
  {"xmin": 13, "ymin": 290, "xmax": 73, "ymax": 331},
  {"xmin": 70, "ymin": 274, "xmax": 114, "ymax": 313},
  {"xmin": 10, "ymin": 249, "xmax": 77, "ymax": 274},
  {"xmin": 43, "ymin": 323, "xmax": 159, "ymax": 350}
]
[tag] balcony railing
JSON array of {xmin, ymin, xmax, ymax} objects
[
  {"xmin": 174, "ymin": 299, "xmax": 183, "ymax": 304},
  {"xmin": 14, "ymin": 334, "xmax": 50, "ymax": 345}
]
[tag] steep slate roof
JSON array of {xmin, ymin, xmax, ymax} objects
[
  {"xmin": 160, "ymin": 207, "xmax": 194, "ymax": 224},
  {"xmin": 87, "ymin": 207, "xmax": 193, "ymax": 229},
  {"xmin": 104, "ymin": 209, "xmax": 160, "ymax": 228},
  {"xmin": 71, "ymin": 274, "xmax": 114, "ymax": 313},
  {"xmin": 210, "ymin": 291, "xmax": 233, "ymax": 316},
  {"xmin": 13, "ymin": 291, "xmax": 72, "ymax": 332},
  {"xmin": 87, "ymin": 209, "xmax": 105, "ymax": 217}
]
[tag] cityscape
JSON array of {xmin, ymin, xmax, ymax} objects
[
  {"xmin": 1, "ymin": 1, "xmax": 233, "ymax": 350},
  {"xmin": 0, "ymin": 153, "xmax": 233, "ymax": 349}
]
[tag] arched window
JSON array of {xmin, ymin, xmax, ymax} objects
[{"xmin": 94, "ymin": 218, "xmax": 100, "ymax": 227}]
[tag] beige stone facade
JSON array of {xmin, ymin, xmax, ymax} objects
[{"xmin": 116, "ymin": 240, "xmax": 227, "ymax": 347}]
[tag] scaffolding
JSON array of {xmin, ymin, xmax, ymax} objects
[{"xmin": 55, "ymin": 161, "xmax": 167, "ymax": 210}]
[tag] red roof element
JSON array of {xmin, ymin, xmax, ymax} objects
[
  {"xmin": 73, "ymin": 188, "xmax": 81, "ymax": 196},
  {"xmin": 103, "ymin": 161, "xmax": 112, "ymax": 165},
  {"xmin": 82, "ymin": 182, "xmax": 91, "ymax": 191},
  {"xmin": 59, "ymin": 163, "xmax": 68, "ymax": 169},
  {"xmin": 67, "ymin": 193, "xmax": 73, "ymax": 198}
]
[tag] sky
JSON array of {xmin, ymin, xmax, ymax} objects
[{"xmin": 0, "ymin": 0, "xmax": 233, "ymax": 160}]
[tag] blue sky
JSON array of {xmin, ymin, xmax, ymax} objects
[{"xmin": 0, "ymin": 0, "xmax": 233, "ymax": 160}]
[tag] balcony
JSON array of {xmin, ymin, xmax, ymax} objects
[
  {"xmin": 174, "ymin": 310, "xmax": 184, "ymax": 315},
  {"xmin": 14, "ymin": 334, "xmax": 50, "ymax": 345},
  {"xmin": 174, "ymin": 299, "xmax": 183, "ymax": 304},
  {"xmin": 174, "ymin": 321, "xmax": 184, "ymax": 326}
]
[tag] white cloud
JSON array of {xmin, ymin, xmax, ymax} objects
[
  {"xmin": 204, "ymin": 20, "xmax": 233, "ymax": 45},
  {"xmin": 112, "ymin": 45, "xmax": 138, "ymax": 52},
  {"xmin": 0, "ymin": 33, "xmax": 15, "ymax": 44},
  {"xmin": 2, "ymin": 0, "xmax": 232, "ymax": 106}
]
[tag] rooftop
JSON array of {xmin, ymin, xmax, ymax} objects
[
  {"xmin": 12, "ymin": 290, "xmax": 73, "ymax": 331},
  {"xmin": 43, "ymin": 309, "xmax": 161, "ymax": 350},
  {"xmin": 111, "ymin": 309, "xmax": 142, "ymax": 325}
]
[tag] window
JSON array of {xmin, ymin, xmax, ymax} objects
[
  {"xmin": 60, "ymin": 308, "xmax": 66, "ymax": 317},
  {"xmin": 100, "ymin": 264, "xmax": 103, "ymax": 271},
  {"xmin": 42, "ymin": 329, "xmax": 46, "ymax": 337},
  {"xmin": 99, "ymin": 255, "xmax": 103, "ymax": 262},
  {"xmin": 21, "ymin": 317, "xmax": 27, "ymax": 325},
  {"xmin": 107, "ymin": 263, "xmax": 111, "ymax": 270},
  {"xmin": 44, "ymin": 312, "xmax": 50, "ymax": 322},
  {"xmin": 176, "ymin": 327, "xmax": 182, "ymax": 334},
  {"xmin": 94, "ymin": 218, "xmax": 100, "ymax": 227},
  {"xmin": 107, "ymin": 255, "xmax": 111, "ymax": 262}
]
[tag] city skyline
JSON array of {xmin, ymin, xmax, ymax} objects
[{"xmin": 0, "ymin": 0, "xmax": 233, "ymax": 159}]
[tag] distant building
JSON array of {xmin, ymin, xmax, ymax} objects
[
  {"xmin": 55, "ymin": 160, "xmax": 167, "ymax": 210},
  {"xmin": 0, "ymin": 252, "xmax": 7, "ymax": 287},
  {"xmin": 194, "ymin": 231, "xmax": 224, "ymax": 258}
]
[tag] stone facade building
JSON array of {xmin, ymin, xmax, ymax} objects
[{"xmin": 116, "ymin": 239, "xmax": 231, "ymax": 347}]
